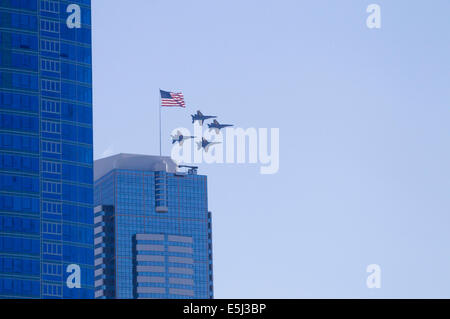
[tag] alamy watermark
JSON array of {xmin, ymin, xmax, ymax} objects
[
  {"xmin": 170, "ymin": 124, "xmax": 280, "ymax": 175},
  {"xmin": 366, "ymin": 264, "xmax": 381, "ymax": 289},
  {"xmin": 66, "ymin": 4, "xmax": 82, "ymax": 29},
  {"xmin": 366, "ymin": 4, "xmax": 381, "ymax": 29},
  {"xmin": 66, "ymin": 264, "xmax": 81, "ymax": 289}
]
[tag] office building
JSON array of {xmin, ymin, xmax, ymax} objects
[
  {"xmin": 94, "ymin": 154, "xmax": 213, "ymax": 299},
  {"xmin": 0, "ymin": 0, "xmax": 94, "ymax": 298}
]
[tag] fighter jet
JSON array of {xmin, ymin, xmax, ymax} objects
[
  {"xmin": 191, "ymin": 110, "xmax": 217, "ymax": 126},
  {"xmin": 208, "ymin": 120, "xmax": 234, "ymax": 134},
  {"xmin": 197, "ymin": 137, "xmax": 221, "ymax": 153},
  {"xmin": 171, "ymin": 131, "xmax": 196, "ymax": 146}
]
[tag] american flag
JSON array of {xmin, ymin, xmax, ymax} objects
[{"xmin": 160, "ymin": 90, "xmax": 186, "ymax": 108}]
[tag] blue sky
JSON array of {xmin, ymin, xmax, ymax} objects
[{"xmin": 92, "ymin": 0, "xmax": 450, "ymax": 298}]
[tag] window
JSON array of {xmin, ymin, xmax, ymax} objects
[
  {"xmin": 42, "ymin": 222, "xmax": 61, "ymax": 235},
  {"xmin": 11, "ymin": 13, "xmax": 37, "ymax": 31},
  {"xmin": 42, "ymin": 263, "xmax": 62, "ymax": 276},
  {"xmin": 41, "ymin": 120, "xmax": 61, "ymax": 134},
  {"xmin": 42, "ymin": 201, "xmax": 61, "ymax": 215},
  {"xmin": 41, "ymin": 39, "xmax": 59, "ymax": 53},
  {"xmin": 42, "ymin": 181, "xmax": 61, "ymax": 194},
  {"xmin": 42, "ymin": 284, "xmax": 62, "ymax": 296},
  {"xmin": 41, "ymin": 141, "xmax": 61, "ymax": 154},
  {"xmin": 41, "ymin": 59, "xmax": 60, "ymax": 72},
  {"xmin": 41, "ymin": 79, "xmax": 60, "ymax": 93},
  {"xmin": 42, "ymin": 161, "xmax": 61, "ymax": 174},
  {"xmin": 40, "ymin": 19, "xmax": 60, "ymax": 33},
  {"xmin": 43, "ymin": 242, "xmax": 62, "ymax": 256},
  {"xmin": 41, "ymin": 99, "xmax": 60, "ymax": 114},
  {"xmin": 11, "ymin": 73, "xmax": 38, "ymax": 90},
  {"xmin": 11, "ymin": 53, "xmax": 37, "ymax": 70},
  {"xmin": 40, "ymin": 0, "xmax": 59, "ymax": 13}
]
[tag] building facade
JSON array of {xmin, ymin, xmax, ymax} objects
[
  {"xmin": 0, "ymin": 0, "xmax": 94, "ymax": 298},
  {"xmin": 94, "ymin": 154, "xmax": 213, "ymax": 299}
]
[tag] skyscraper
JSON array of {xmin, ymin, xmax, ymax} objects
[
  {"xmin": 94, "ymin": 154, "xmax": 213, "ymax": 299},
  {"xmin": 0, "ymin": 1, "xmax": 94, "ymax": 298}
]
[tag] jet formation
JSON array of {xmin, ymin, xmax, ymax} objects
[{"xmin": 171, "ymin": 110, "xmax": 234, "ymax": 152}]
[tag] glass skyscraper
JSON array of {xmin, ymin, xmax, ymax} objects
[
  {"xmin": 94, "ymin": 154, "xmax": 213, "ymax": 299},
  {"xmin": 0, "ymin": 0, "xmax": 94, "ymax": 298}
]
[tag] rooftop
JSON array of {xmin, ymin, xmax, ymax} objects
[{"xmin": 94, "ymin": 153, "xmax": 178, "ymax": 181}]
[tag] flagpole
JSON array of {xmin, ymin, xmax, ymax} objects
[{"xmin": 159, "ymin": 90, "xmax": 162, "ymax": 157}]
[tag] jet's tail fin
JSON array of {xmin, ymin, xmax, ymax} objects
[
  {"xmin": 191, "ymin": 115, "xmax": 195, "ymax": 124},
  {"xmin": 213, "ymin": 119, "xmax": 219, "ymax": 125},
  {"xmin": 197, "ymin": 110, "xmax": 203, "ymax": 117}
]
